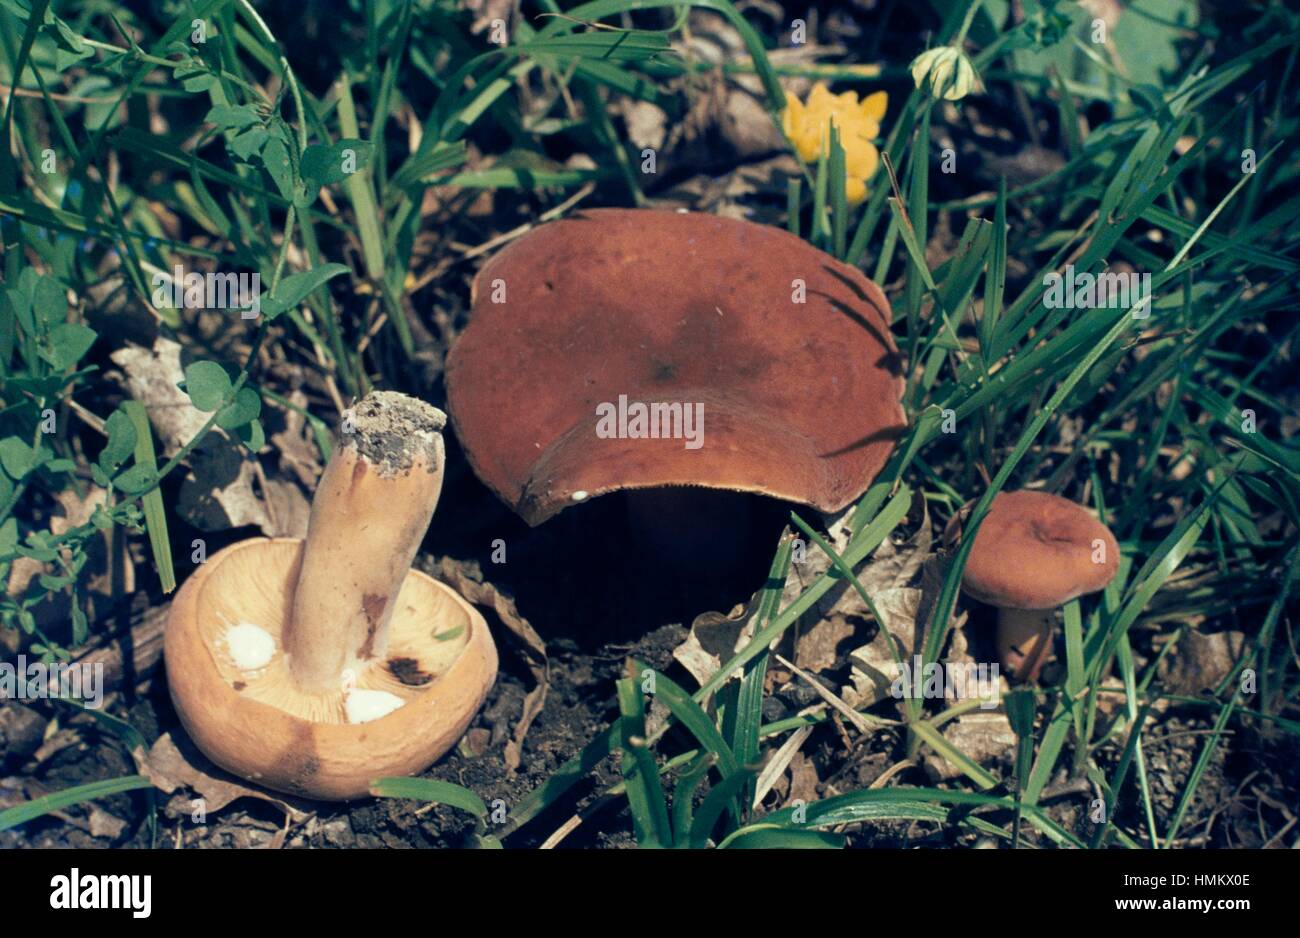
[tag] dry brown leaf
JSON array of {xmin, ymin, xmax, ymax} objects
[
  {"xmin": 144, "ymin": 731, "xmax": 313, "ymax": 823},
  {"xmin": 921, "ymin": 710, "xmax": 1016, "ymax": 783},
  {"xmin": 673, "ymin": 597, "xmax": 760, "ymax": 688},
  {"xmin": 753, "ymin": 724, "xmax": 813, "ymax": 809},
  {"xmin": 786, "ymin": 750, "xmax": 821, "ymax": 806},
  {"xmin": 785, "ymin": 506, "xmax": 937, "ymax": 708},
  {"xmin": 434, "ymin": 557, "xmax": 547, "ymax": 773},
  {"xmin": 774, "ymin": 653, "xmax": 887, "ymax": 736},
  {"xmin": 793, "ymin": 616, "xmax": 856, "ymax": 672},
  {"xmin": 268, "ymin": 389, "xmax": 323, "ymax": 489},
  {"xmin": 1158, "ymin": 629, "xmax": 1248, "ymax": 697}
]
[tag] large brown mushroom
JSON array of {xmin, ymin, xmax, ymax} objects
[
  {"xmin": 165, "ymin": 391, "xmax": 498, "ymax": 800},
  {"xmin": 959, "ymin": 489, "xmax": 1120, "ymax": 682},
  {"xmin": 445, "ymin": 208, "xmax": 906, "ymax": 550}
]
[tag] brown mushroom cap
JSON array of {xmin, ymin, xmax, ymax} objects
[
  {"xmin": 962, "ymin": 490, "xmax": 1120, "ymax": 610},
  {"xmin": 445, "ymin": 208, "xmax": 906, "ymax": 525},
  {"xmin": 165, "ymin": 539, "xmax": 497, "ymax": 801}
]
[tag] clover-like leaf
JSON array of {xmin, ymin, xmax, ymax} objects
[
  {"xmin": 301, "ymin": 139, "xmax": 374, "ymax": 190},
  {"xmin": 204, "ymin": 104, "xmax": 262, "ymax": 132},
  {"xmin": 217, "ymin": 385, "xmax": 262, "ymax": 430},
  {"xmin": 183, "ymin": 360, "xmax": 233, "ymax": 412},
  {"xmin": 112, "ymin": 464, "xmax": 158, "ymax": 496},
  {"xmin": 98, "ymin": 408, "xmax": 138, "ymax": 474},
  {"xmin": 0, "ymin": 437, "xmax": 45, "ymax": 481},
  {"xmin": 40, "ymin": 322, "xmax": 97, "ymax": 371}
]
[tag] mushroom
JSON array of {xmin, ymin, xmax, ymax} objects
[
  {"xmin": 958, "ymin": 490, "xmax": 1119, "ymax": 682},
  {"xmin": 444, "ymin": 208, "xmax": 907, "ymax": 561},
  {"xmin": 165, "ymin": 391, "xmax": 498, "ymax": 800}
]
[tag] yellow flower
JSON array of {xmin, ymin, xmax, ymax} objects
[{"xmin": 781, "ymin": 82, "xmax": 887, "ymax": 206}]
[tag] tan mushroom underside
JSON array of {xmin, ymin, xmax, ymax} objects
[{"xmin": 166, "ymin": 538, "xmax": 497, "ymax": 801}]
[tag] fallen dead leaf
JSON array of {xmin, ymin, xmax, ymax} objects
[
  {"xmin": 268, "ymin": 389, "xmax": 323, "ymax": 489},
  {"xmin": 1158, "ymin": 629, "xmax": 1248, "ymax": 697},
  {"xmin": 921, "ymin": 710, "xmax": 1017, "ymax": 783},
  {"xmin": 673, "ymin": 598, "xmax": 759, "ymax": 687},
  {"xmin": 144, "ymin": 731, "xmax": 313, "ymax": 825},
  {"xmin": 434, "ymin": 557, "xmax": 547, "ymax": 773}
]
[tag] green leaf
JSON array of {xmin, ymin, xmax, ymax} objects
[
  {"xmin": 646, "ymin": 668, "xmax": 739, "ymax": 778},
  {"xmin": 369, "ymin": 777, "xmax": 487, "ymax": 816},
  {"xmin": 301, "ymin": 139, "xmax": 373, "ymax": 190},
  {"xmin": 173, "ymin": 60, "xmax": 218, "ymax": 93},
  {"xmin": 229, "ymin": 126, "xmax": 269, "ymax": 161},
  {"xmin": 98, "ymin": 408, "xmax": 138, "ymax": 474},
  {"xmin": 0, "ymin": 775, "xmax": 154, "ymax": 832},
  {"xmin": 122, "ymin": 400, "xmax": 175, "ymax": 594},
  {"xmin": 40, "ymin": 322, "xmax": 96, "ymax": 370},
  {"xmin": 720, "ymin": 826, "xmax": 843, "ymax": 849},
  {"xmin": 617, "ymin": 678, "xmax": 671, "ymax": 847},
  {"xmin": 112, "ymin": 464, "xmax": 158, "ymax": 496},
  {"xmin": 0, "ymin": 437, "xmax": 43, "ymax": 480},
  {"xmin": 184, "ymin": 71, "xmax": 219, "ymax": 92},
  {"xmin": 0, "ymin": 518, "xmax": 17, "ymax": 551},
  {"xmin": 688, "ymin": 766, "xmax": 756, "ymax": 848},
  {"xmin": 217, "ymin": 385, "xmax": 261, "ymax": 430},
  {"xmin": 183, "ymin": 360, "xmax": 232, "ymax": 412},
  {"xmin": 262, "ymin": 263, "xmax": 349, "ymax": 321},
  {"xmin": 43, "ymin": 20, "xmax": 93, "ymax": 71},
  {"xmin": 204, "ymin": 104, "xmax": 262, "ymax": 132},
  {"xmin": 517, "ymin": 28, "xmax": 672, "ymax": 63},
  {"xmin": 260, "ymin": 135, "xmax": 296, "ymax": 203},
  {"xmin": 31, "ymin": 274, "xmax": 66, "ymax": 328},
  {"xmin": 237, "ymin": 417, "xmax": 265, "ymax": 453},
  {"xmin": 70, "ymin": 602, "xmax": 88, "ymax": 646}
]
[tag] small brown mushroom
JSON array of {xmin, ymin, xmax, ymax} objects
[
  {"xmin": 165, "ymin": 392, "xmax": 498, "ymax": 800},
  {"xmin": 445, "ymin": 208, "xmax": 906, "ymax": 547},
  {"xmin": 960, "ymin": 489, "xmax": 1119, "ymax": 682}
]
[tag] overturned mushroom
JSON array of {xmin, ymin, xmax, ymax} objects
[
  {"xmin": 445, "ymin": 209, "xmax": 906, "ymax": 559},
  {"xmin": 165, "ymin": 391, "xmax": 498, "ymax": 800},
  {"xmin": 959, "ymin": 490, "xmax": 1119, "ymax": 682}
]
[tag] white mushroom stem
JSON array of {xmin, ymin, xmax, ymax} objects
[
  {"xmin": 284, "ymin": 392, "xmax": 447, "ymax": 694},
  {"xmin": 995, "ymin": 607, "xmax": 1055, "ymax": 683}
]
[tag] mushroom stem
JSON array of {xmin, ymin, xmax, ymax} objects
[
  {"xmin": 284, "ymin": 392, "xmax": 447, "ymax": 694},
  {"xmin": 995, "ymin": 607, "xmax": 1055, "ymax": 683}
]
